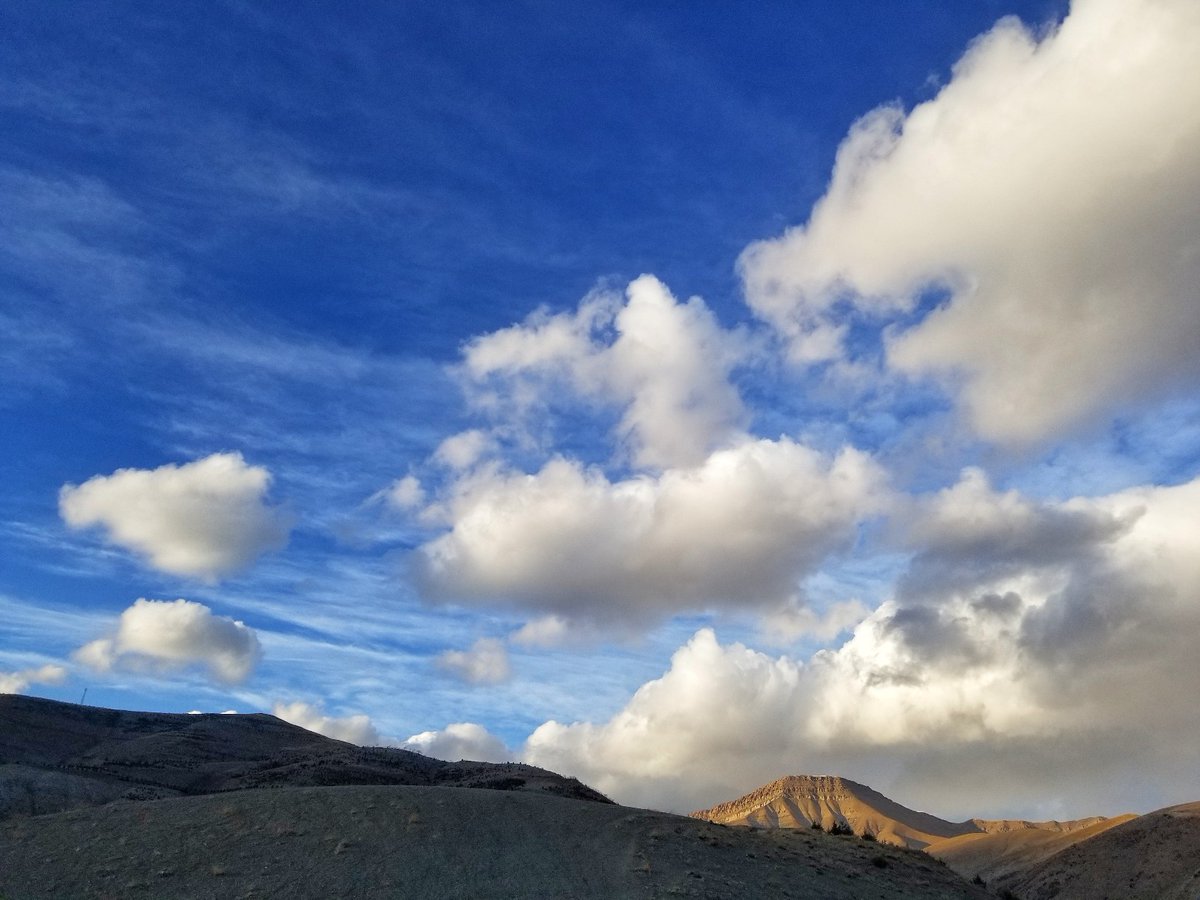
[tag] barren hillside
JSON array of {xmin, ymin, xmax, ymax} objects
[
  {"xmin": 1007, "ymin": 801, "xmax": 1200, "ymax": 900},
  {"xmin": 0, "ymin": 783, "xmax": 990, "ymax": 899}
]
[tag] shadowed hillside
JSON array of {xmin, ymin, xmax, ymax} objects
[{"xmin": 0, "ymin": 694, "xmax": 607, "ymax": 820}]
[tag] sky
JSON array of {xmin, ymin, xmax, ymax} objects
[{"xmin": 3, "ymin": 0, "xmax": 1199, "ymax": 822}]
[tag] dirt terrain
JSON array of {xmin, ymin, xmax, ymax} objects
[
  {"xmin": 1006, "ymin": 801, "xmax": 1200, "ymax": 900},
  {"xmin": 0, "ymin": 783, "xmax": 989, "ymax": 900},
  {"xmin": 925, "ymin": 815, "xmax": 1136, "ymax": 887}
]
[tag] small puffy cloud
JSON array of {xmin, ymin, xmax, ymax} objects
[
  {"xmin": 74, "ymin": 598, "xmax": 261, "ymax": 684},
  {"xmin": 435, "ymin": 637, "xmax": 512, "ymax": 684},
  {"xmin": 760, "ymin": 598, "xmax": 870, "ymax": 644},
  {"xmin": 0, "ymin": 663, "xmax": 67, "ymax": 695},
  {"xmin": 415, "ymin": 439, "xmax": 887, "ymax": 625},
  {"xmin": 523, "ymin": 474, "xmax": 1200, "ymax": 817},
  {"xmin": 464, "ymin": 275, "xmax": 745, "ymax": 469},
  {"xmin": 510, "ymin": 615, "xmax": 570, "ymax": 648},
  {"xmin": 433, "ymin": 430, "xmax": 493, "ymax": 470},
  {"xmin": 403, "ymin": 722, "xmax": 510, "ymax": 762},
  {"xmin": 272, "ymin": 700, "xmax": 382, "ymax": 745},
  {"xmin": 59, "ymin": 452, "xmax": 291, "ymax": 580},
  {"xmin": 740, "ymin": 0, "xmax": 1200, "ymax": 444},
  {"xmin": 374, "ymin": 474, "xmax": 425, "ymax": 511}
]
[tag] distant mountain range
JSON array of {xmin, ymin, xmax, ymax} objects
[{"xmin": 691, "ymin": 773, "xmax": 1200, "ymax": 898}]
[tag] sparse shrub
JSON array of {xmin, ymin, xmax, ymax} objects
[
  {"xmin": 829, "ymin": 822, "xmax": 854, "ymax": 836},
  {"xmin": 860, "ymin": 830, "xmax": 876, "ymax": 842},
  {"xmin": 871, "ymin": 855, "xmax": 888, "ymax": 869},
  {"xmin": 810, "ymin": 820, "xmax": 823, "ymax": 832},
  {"xmin": 972, "ymin": 874, "xmax": 985, "ymax": 886}
]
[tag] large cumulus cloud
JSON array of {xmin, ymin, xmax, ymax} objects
[
  {"xmin": 414, "ymin": 439, "xmax": 886, "ymax": 625},
  {"xmin": 740, "ymin": 0, "xmax": 1200, "ymax": 444},
  {"xmin": 522, "ymin": 474, "xmax": 1200, "ymax": 818},
  {"xmin": 463, "ymin": 274, "xmax": 746, "ymax": 469}
]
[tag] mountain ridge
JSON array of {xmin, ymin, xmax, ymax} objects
[{"xmin": 0, "ymin": 693, "xmax": 609, "ymax": 820}]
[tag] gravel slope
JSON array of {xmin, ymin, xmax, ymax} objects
[{"xmin": 0, "ymin": 784, "xmax": 990, "ymax": 900}]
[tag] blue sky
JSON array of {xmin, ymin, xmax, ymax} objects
[{"xmin": 4, "ymin": 0, "xmax": 1200, "ymax": 820}]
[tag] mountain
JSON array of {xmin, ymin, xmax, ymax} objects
[
  {"xmin": 1006, "ymin": 801, "xmax": 1200, "ymax": 900},
  {"xmin": 692, "ymin": 773, "xmax": 1200, "ymax": 895},
  {"xmin": 0, "ymin": 693, "xmax": 607, "ymax": 820},
  {"xmin": 690, "ymin": 774, "xmax": 1132, "ymax": 856},
  {"xmin": 691, "ymin": 774, "xmax": 976, "ymax": 849}
]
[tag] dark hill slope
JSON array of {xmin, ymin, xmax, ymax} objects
[{"xmin": 0, "ymin": 694, "xmax": 607, "ymax": 819}]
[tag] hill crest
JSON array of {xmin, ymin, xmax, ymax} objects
[{"xmin": 0, "ymin": 693, "xmax": 609, "ymax": 820}]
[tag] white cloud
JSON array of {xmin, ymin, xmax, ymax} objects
[
  {"xmin": 403, "ymin": 722, "xmax": 510, "ymax": 762},
  {"xmin": 59, "ymin": 452, "xmax": 291, "ymax": 580},
  {"xmin": 523, "ymin": 474, "xmax": 1200, "ymax": 818},
  {"xmin": 375, "ymin": 474, "xmax": 425, "ymax": 510},
  {"xmin": 760, "ymin": 598, "xmax": 870, "ymax": 644},
  {"xmin": 272, "ymin": 700, "xmax": 382, "ymax": 745},
  {"xmin": 435, "ymin": 637, "xmax": 512, "ymax": 684},
  {"xmin": 740, "ymin": 0, "xmax": 1200, "ymax": 444},
  {"xmin": 73, "ymin": 598, "xmax": 261, "ymax": 684},
  {"xmin": 433, "ymin": 430, "xmax": 493, "ymax": 470},
  {"xmin": 524, "ymin": 629, "xmax": 813, "ymax": 811},
  {"xmin": 0, "ymin": 663, "xmax": 67, "ymax": 695},
  {"xmin": 415, "ymin": 439, "xmax": 887, "ymax": 625},
  {"xmin": 510, "ymin": 615, "xmax": 571, "ymax": 648},
  {"xmin": 463, "ymin": 275, "xmax": 746, "ymax": 469}
]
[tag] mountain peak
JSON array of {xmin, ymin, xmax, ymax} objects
[{"xmin": 691, "ymin": 773, "xmax": 971, "ymax": 849}]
